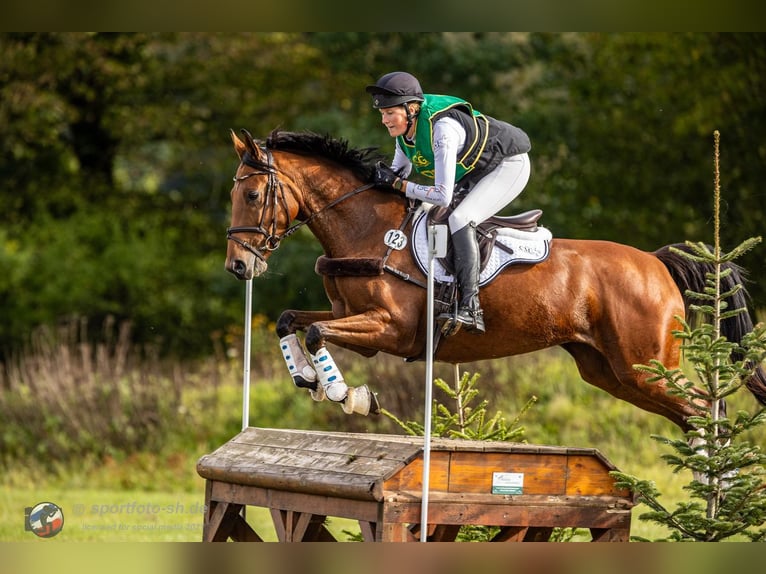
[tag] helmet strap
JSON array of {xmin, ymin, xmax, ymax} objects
[{"xmin": 404, "ymin": 103, "xmax": 419, "ymax": 138}]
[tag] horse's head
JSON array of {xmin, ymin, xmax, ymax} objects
[{"xmin": 226, "ymin": 129, "xmax": 298, "ymax": 280}]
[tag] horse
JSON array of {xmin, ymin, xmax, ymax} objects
[{"xmin": 225, "ymin": 128, "xmax": 766, "ymax": 426}]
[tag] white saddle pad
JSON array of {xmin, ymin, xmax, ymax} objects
[{"xmin": 410, "ymin": 208, "xmax": 552, "ymax": 286}]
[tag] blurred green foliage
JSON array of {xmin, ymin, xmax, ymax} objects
[{"xmin": 1, "ymin": 32, "xmax": 764, "ymax": 358}]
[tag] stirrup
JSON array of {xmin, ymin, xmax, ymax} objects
[
  {"xmin": 437, "ymin": 298, "xmax": 462, "ymax": 336},
  {"xmin": 438, "ymin": 313, "xmax": 462, "ymax": 337},
  {"xmin": 455, "ymin": 307, "xmax": 485, "ymax": 334}
]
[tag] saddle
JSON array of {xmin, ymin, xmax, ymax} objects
[{"xmin": 426, "ymin": 206, "xmax": 544, "ymax": 275}]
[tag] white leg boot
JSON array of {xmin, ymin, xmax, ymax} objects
[
  {"xmin": 279, "ymin": 334, "xmax": 324, "ymax": 401},
  {"xmin": 311, "ymin": 347, "xmax": 349, "ymax": 403},
  {"xmin": 310, "ymin": 347, "xmax": 379, "ymax": 416}
]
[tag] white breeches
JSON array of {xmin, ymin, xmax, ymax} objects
[{"xmin": 448, "ymin": 152, "xmax": 531, "ymax": 233}]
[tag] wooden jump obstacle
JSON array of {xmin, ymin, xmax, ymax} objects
[{"xmin": 197, "ymin": 427, "xmax": 635, "ymax": 542}]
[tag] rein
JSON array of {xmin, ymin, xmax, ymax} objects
[{"xmin": 226, "ymin": 148, "xmax": 375, "ymax": 264}]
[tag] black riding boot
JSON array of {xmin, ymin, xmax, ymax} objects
[{"xmin": 440, "ymin": 224, "xmax": 485, "ymax": 334}]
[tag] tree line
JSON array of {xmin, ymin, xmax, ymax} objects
[{"xmin": 1, "ymin": 32, "xmax": 763, "ymax": 359}]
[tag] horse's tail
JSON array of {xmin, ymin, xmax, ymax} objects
[{"xmin": 654, "ymin": 243, "xmax": 766, "ymax": 406}]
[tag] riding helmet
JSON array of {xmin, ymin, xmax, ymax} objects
[{"xmin": 365, "ymin": 71, "xmax": 425, "ymax": 109}]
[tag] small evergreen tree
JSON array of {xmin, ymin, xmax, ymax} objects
[
  {"xmin": 612, "ymin": 131, "xmax": 766, "ymax": 541},
  {"xmin": 382, "ymin": 371, "xmax": 535, "ymax": 442}
]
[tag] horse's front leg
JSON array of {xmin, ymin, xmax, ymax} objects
[
  {"xmin": 298, "ymin": 310, "xmax": 405, "ymax": 417},
  {"xmin": 275, "ymin": 309, "xmax": 334, "ymax": 400}
]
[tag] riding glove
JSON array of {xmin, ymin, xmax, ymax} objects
[{"xmin": 373, "ymin": 161, "xmax": 403, "ymax": 192}]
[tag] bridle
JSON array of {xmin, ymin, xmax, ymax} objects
[{"xmin": 226, "ymin": 147, "xmax": 375, "ymax": 264}]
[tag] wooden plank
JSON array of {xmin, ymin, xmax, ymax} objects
[
  {"xmin": 492, "ymin": 526, "xmax": 528, "ymax": 541},
  {"xmin": 357, "ymin": 520, "xmax": 377, "ymax": 542},
  {"xmin": 522, "ymin": 527, "xmax": 554, "ymax": 542},
  {"xmin": 201, "ymin": 453, "xmax": 404, "ymax": 501},
  {"xmin": 428, "ymin": 524, "xmax": 462, "ymax": 542},
  {"xmin": 384, "ymin": 491, "xmax": 634, "ymax": 509},
  {"xmin": 209, "ymin": 480, "xmax": 381, "ymax": 523},
  {"xmin": 565, "ymin": 454, "xmax": 631, "ymax": 497},
  {"xmin": 205, "ymin": 501, "xmax": 247, "ymax": 542},
  {"xmin": 229, "ymin": 514, "xmax": 262, "ymax": 542},
  {"xmin": 201, "ymin": 441, "xmax": 411, "ymax": 476},
  {"xmin": 447, "ymin": 451, "xmax": 567, "ymax": 495},
  {"xmin": 216, "ymin": 427, "xmax": 612, "ymax": 462},
  {"xmin": 382, "ymin": 496, "xmax": 633, "ymax": 529},
  {"xmin": 590, "ymin": 526, "xmax": 631, "ymax": 542},
  {"xmin": 269, "ymin": 509, "xmax": 336, "ymax": 542},
  {"xmin": 224, "ymin": 427, "xmax": 421, "ymax": 464},
  {"xmin": 379, "ymin": 522, "xmax": 417, "ymax": 542},
  {"xmin": 382, "ymin": 451, "xmax": 450, "ymax": 492},
  {"xmin": 202, "ymin": 498, "xmax": 227, "ymax": 542},
  {"xmin": 270, "ymin": 508, "xmax": 289, "ymax": 542}
]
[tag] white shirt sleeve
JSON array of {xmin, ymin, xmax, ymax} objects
[{"xmin": 403, "ymin": 117, "xmax": 465, "ymax": 207}]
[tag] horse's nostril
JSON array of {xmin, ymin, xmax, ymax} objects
[{"xmin": 230, "ymin": 259, "xmax": 247, "ymax": 277}]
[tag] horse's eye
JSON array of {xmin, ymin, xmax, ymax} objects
[{"xmin": 246, "ymin": 190, "xmax": 260, "ymax": 203}]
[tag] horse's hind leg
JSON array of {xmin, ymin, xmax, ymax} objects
[{"xmin": 562, "ymin": 342, "xmax": 701, "ymax": 431}]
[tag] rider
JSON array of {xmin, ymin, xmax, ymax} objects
[{"xmin": 366, "ymin": 71, "xmax": 532, "ymax": 334}]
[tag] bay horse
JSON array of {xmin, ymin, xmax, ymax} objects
[{"xmin": 225, "ymin": 129, "xmax": 766, "ymax": 426}]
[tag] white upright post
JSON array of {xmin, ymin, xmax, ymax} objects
[
  {"xmin": 420, "ymin": 223, "xmax": 447, "ymax": 542},
  {"xmin": 242, "ymin": 278, "xmax": 253, "ymax": 431}
]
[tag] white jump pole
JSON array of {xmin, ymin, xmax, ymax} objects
[
  {"xmin": 420, "ymin": 223, "xmax": 447, "ymax": 542},
  {"xmin": 241, "ymin": 278, "xmax": 253, "ymax": 431}
]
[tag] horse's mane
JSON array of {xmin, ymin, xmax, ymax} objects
[{"xmin": 263, "ymin": 129, "xmax": 382, "ymax": 182}]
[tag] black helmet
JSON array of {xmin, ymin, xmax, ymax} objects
[{"xmin": 365, "ymin": 71, "xmax": 424, "ymax": 109}]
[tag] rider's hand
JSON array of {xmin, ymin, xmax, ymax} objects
[{"xmin": 373, "ymin": 161, "xmax": 404, "ymax": 192}]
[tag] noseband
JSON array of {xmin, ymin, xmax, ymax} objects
[
  {"xmin": 226, "ymin": 149, "xmax": 286, "ymax": 265},
  {"xmin": 227, "ymin": 148, "xmax": 375, "ymax": 263}
]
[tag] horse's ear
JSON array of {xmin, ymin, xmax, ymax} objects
[
  {"xmin": 231, "ymin": 128, "xmax": 264, "ymax": 161},
  {"xmin": 241, "ymin": 128, "xmax": 265, "ymax": 162},
  {"xmin": 231, "ymin": 129, "xmax": 247, "ymax": 159}
]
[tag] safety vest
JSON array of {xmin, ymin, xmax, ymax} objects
[{"xmin": 397, "ymin": 94, "xmax": 530, "ymax": 186}]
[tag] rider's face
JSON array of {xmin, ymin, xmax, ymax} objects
[{"xmin": 378, "ymin": 105, "xmax": 413, "ymax": 138}]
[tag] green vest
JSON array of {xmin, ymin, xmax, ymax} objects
[{"xmin": 397, "ymin": 94, "xmax": 490, "ymax": 182}]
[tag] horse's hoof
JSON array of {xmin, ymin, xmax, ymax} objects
[
  {"xmin": 341, "ymin": 384, "xmax": 379, "ymax": 416},
  {"xmin": 292, "ymin": 373, "xmax": 318, "ymax": 391},
  {"xmin": 309, "ymin": 384, "xmax": 326, "ymax": 402}
]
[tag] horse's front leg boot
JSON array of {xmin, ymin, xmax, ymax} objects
[
  {"xmin": 310, "ymin": 347, "xmax": 349, "ymax": 402},
  {"xmin": 280, "ymin": 334, "xmax": 318, "ymax": 391}
]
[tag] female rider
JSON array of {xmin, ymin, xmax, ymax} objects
[{"xmin": 367, "ymin": 71, "xmax": 531, "ymax": 334}]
